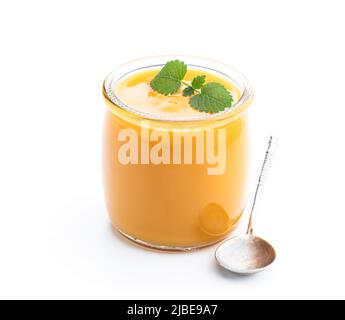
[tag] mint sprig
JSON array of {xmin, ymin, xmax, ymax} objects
[{"xmin": 150, "ymin": 60, "xmax": 233, "ymax": 113}]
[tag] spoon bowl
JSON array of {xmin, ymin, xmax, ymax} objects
[{"xmin": 215, "ymin": 234, "xmax": 276, "ymax": 275}]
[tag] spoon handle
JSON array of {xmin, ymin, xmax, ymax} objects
[{"xmin": 247, "ymin": 136, "xmax": 277, "ymax": 235}]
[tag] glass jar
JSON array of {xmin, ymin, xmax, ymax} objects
[{"xmin": 103, "ymin": 56, "xmax": 253, "ymax": 251}]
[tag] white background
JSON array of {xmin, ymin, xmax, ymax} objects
[{"xmin": 0, "ymin": 0, "xmax": 344, "ymax": 300}]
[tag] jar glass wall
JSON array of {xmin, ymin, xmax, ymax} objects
[{"xmin": 103, "ymin": 56, "xmax": 253, "ymax": 251}]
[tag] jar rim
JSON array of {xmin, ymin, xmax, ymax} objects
[{"xmin": 103, "ymin": 55, "xmax": 254, "ymax": 123}]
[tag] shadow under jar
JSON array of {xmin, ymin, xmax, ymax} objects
[{"xmin": 102, "ymin": 56, "xmax": 253, "ymax": 251}]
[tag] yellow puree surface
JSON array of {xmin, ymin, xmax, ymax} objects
[{"xmin": 114, "ymin": 69, "xmax": 240, "ymax": 117}]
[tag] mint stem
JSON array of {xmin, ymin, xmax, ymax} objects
[{"xmin": 181, "ymin": 81, "xmax": 200, "ymax": 94}]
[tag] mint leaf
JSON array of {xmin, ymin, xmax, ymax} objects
[
  {"xmin": 182, "ymin": 86, "xmax": 195, "ymax": 97},
  {"xmin": 189, "ymin": 82, "xmax": 233, "ymax": 113},
  {"xmin": 191, "ymin": 75, "xmax": 206, "ymax": 89},
  {"xmin": 150, "ymin": 60, "xmax": 187, "ymax": 95}
]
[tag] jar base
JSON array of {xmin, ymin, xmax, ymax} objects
[{"xmin": 114, "ymin": 227, "xmax": 228, "ymax": 252}]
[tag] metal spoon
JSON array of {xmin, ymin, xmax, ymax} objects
[{"xmin": 215, "ymin": 136, "xmax": 277, "ymax": 275}]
